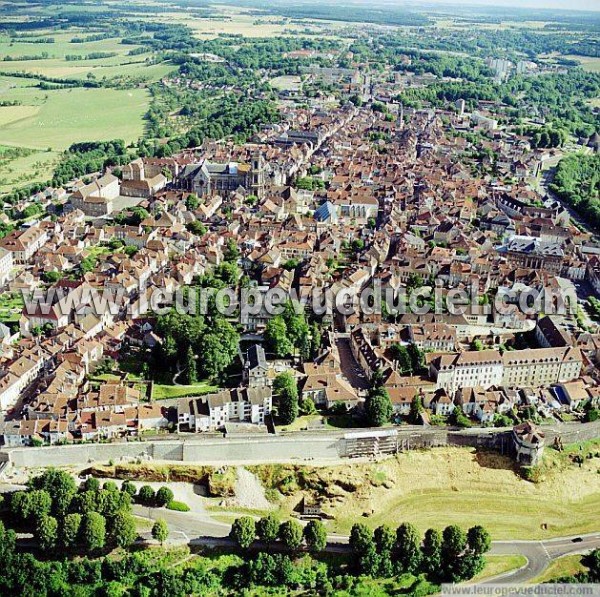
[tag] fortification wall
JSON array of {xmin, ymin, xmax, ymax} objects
[{"xmin": 3, "ymin": 421, "xmax": 600, "ymax": 469}]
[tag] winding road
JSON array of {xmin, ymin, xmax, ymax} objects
[{"xmin": 133, "ymin": 505, "xmax": 600, "ymax": 584}]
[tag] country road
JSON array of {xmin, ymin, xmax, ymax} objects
[{"xmin": 133, "ymin": 505, "xmax": 600, "ymax": 584}]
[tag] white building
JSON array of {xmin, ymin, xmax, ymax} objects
[
  {"xmin": 429, "ymin": 347, "xmax": 582, "ymax": 393},
  {"xmin": 177, "ymin": 387, "xmax": 272, "ymax": 432},
  {"xmin": 0, "ymin": 248, "xmax": 13, "ymax": 286}
]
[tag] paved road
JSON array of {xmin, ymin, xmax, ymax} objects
[
  {"xmin": 133, "ymin": 505, "xmax": 600, "ymax": 584},
  {"xmin": 483, "ymin": 533, "xmax": 600, "ymax": 584}
]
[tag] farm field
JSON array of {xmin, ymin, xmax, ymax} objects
[
  {"xmin": 0, "ymin": 145, "xmax": 58, "ymax": 193},
  {"xmin": 564, "ymin": 55, "xmax": 600, "ymax": 72},
  {"xmin": 152, "ymin": 4, "xmax": 346, "ymax": 39},
  {"xmin": 0, "ymin": 27, "xmax": 174, "ymax": 190},
  {"xmin": 0, "ymin": 86, "xmax": 149, "ymax": 150}
]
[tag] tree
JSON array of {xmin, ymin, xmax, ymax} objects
[
  {"xmin": 199, "ymin": 318, "xmax": 239, "ymax": 381},
  {"xmin": 349, "ymin": 523, "xmax": 374, "ymax": 555},
  {"xmin": 304, "ymin": 520, "xmax": 327, "ymax": 553},
  {"xmin": 583, "ymin": 549, "xmax": 600, "ymax": 582},
  {"xmin": 264, "ymin": 316, "xmax": 293, "ymax": 358},
  {"xmin": 35, "ymin": 514, "xmax": 58, "ymax": 550},
  {"xmin": 27, "ymin": 489, "xmax": 53, "ymax": 522},
  {"xmin": 111, "ymin": 512, "xmax": 137, "ymax": 548},
  {"xmin": 470, "ymin": 338, "xmax": 484, "ymax": 351},
  {"xmin": 358, "ymin": 544, "xmax": 380, "ymax": 577},
  {"xmin": 214, "ymin": 261, "xmax": 239, "ymax": 286},
  {"xmin": 279, "ymin": 520, "xmax": 304, "ymax": 552},
  {"xmin": 60, "ymin": 513, "xmax": 82, "ymax": 548},
  {"xmin": 138, "ymin": 485, "xmax": 155, "ymax": 506},
  {"xmin": 224, "ymin": 239, "xmax": 240, "ymax": 263},
  {"xmin": 300, "ymin": 397, "xmax": 316, "ymax": 415},
  {"xmin": 186, "ymin": 220, "xmax": 207, "ymax": 236},
  {"xmin": 395, "ymin": 522, "xmax": 421, "ymax": 573},
  {"xmin": 29, "ymin": 469, "xmax": 77, "ymax": 517},
  {"xmin": 467, "ymin": 525, "xmax": 491, "ymax": 556},
  {"xmin": 442, "ymin": 524, "xmax": 467, "ymax": 558},
  {"xmin": 184, "ymin": 346, "xmax": 197, "ymax": 385},
  {"xmin": 80, "ymin": 512, "xmax": 106, "ymax": 552},
  {"xmin": 230, "ymin": 516, "xmax": 256, "ymax": 550},
  {"xmin": 441, "ymin": 524, "xmax": 467, "ymax": 581},
  {"xmin": 374, "ymin": 524, "xmax": 396, "ymax": 554},
  {"xmin": 185, "ymin": 193, "xmax": 200, "ymax": 210},
  {"xmin": 407, "ymin": 344, "xmax": 425, "ymax": 373},
  {"xmin": 409, "ymin": 394, "xmax": 424, "ymax": 424},
  {"xmin": 273, "ymin": 372, "xmax": 299, "ymax": 425},
  {"xmin": 12, "ymin": 489, "xmax": 51, "ymax": 522},
  {"xmin": 283, "ymin": 302, "xmax": 310, "ymax": 358},
  {"xmin": 365, "ymin": 386, "xmax": 393, "ymax": 427},
  {"xmin": 152, "ymin": 519, "xmax": 169, "ymax": 546},
  {"xmin": 257, "ymin": 513, "xmax": 280, "ymax": 545},
  {"xmin": 391, "ymin": 344, "xmax": 412, "ymax": 374},
  {"xmin": 155, "ymin": 487, "xmax": 174, "ymax": 508},
  {"xmin": 421, "ymin": 528, "xmax": 443, "ymax": 575},
  {"xmin": 103, "ymin": 480, "xmax": 118, "ymax": 492}
]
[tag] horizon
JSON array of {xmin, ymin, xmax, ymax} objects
[{"xmin": 270, "ymin": 0, "xmax": 600, "ymax": 14}]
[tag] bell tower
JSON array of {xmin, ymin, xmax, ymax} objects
[{"xmin": 251, "ymin": 150, "xmax": 266, "ymax": 199}]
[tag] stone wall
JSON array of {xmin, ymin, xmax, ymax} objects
[{"xmin": 3, "ymin": 421, "xmax": 600, "ymax": 469}]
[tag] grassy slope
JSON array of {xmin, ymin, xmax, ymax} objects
[
  {"xmin": 252, "ymin": 446, "xmax": 600, "ymax": 540},
  {"xmin": 473, "ymin": 555, "xmax": 528, "ymax": 581},
  {"xmin": 531, "ymin": 554, "xmax": 588, "ymax": 583}
]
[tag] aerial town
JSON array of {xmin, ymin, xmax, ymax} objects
[
  {"xmin": 0, "ymin": 0, "xmax": 599, "ymax": 593},
  {"xmin": 0, "ymin": 70, "xmax": 598, "ymax": 450}
]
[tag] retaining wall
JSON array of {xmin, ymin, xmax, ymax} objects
[{"xmin": 3, "ymin": 421, "xmax": 600, "ymax": 469}]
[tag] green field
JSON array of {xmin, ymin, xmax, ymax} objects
[
  {"xmin": 0, "ymin": 86, "xmax": 150, "ymax": 150},
  {"xmin": 0, "ymin": 143, "xmax": 58, "ymax": 192},
  {"xmin": 255, "ymin": 447, "xmax": 600, "ymax": 541},
  {"xmin": 564, "ymin": 55, "xmax": 600, "ymax": 73},
  {"xmin": 0, "ymin": 25, "xmax": 175, "ymax": 190}
]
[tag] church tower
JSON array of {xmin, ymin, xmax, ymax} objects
[{"xmin": 251, "ymin": 150, "xmax": 266, "ymax": 199}]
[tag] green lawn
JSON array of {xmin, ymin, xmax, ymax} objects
[
  {"xmin": 0, "ymin": 293, "xmax": 24, "ymax": 324},
  {"xmin": 472, "ymin": 555, "xmax": 527, "ymax": 581},
  {"xmin": 531, "ymin": 554, "xmax": 587, "ymax": 583},
  {"xmin": 152, "ymin": 382, "xmax": 218, "ymax": 400}
]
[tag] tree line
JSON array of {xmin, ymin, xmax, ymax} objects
[
  {"xmin": 229, "ymin": 513, "xmax": 491, "ymax": 586},
  {"xmin": 7, "ymin": 470, "xmax": 175, "ymax": 554}
]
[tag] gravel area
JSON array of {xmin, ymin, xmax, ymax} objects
[{"xmin": 233, "ymin": 466, "xmax": 272, "ymax": 511}]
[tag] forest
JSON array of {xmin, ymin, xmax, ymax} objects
[{"xmin": 551, "ymin": 154, "xmax": 600, "ymax": 228}]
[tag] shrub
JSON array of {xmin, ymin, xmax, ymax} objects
[
  {"xmin": 138, "ymin": 485, "xmax": 155, "ymax": 506},
  {"xmin": 166, "ymin": 500, "xmax": 190, "ymax": 512},
  {"xmin": 155, "ymin": 487, "xmax": 174, "ymax": 507}
]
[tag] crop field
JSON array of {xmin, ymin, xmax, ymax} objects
[
  {"xmin": 0, "ymin": 86, "xmax": 150, "ymax": 150},
  {"xmin": 0, "ymin": 145, "xmax": 58, "ymax": 193},
  {"xmin": 564, "ymin": 55, "xmax": 600, "ymax": 72},
  {"xmin": 0, "ymin": 24, "xmax": 174, "ymax": 190},
  {"xmin": 154, "ymin": 4, "xmax": 345, "ymax": 39}
]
